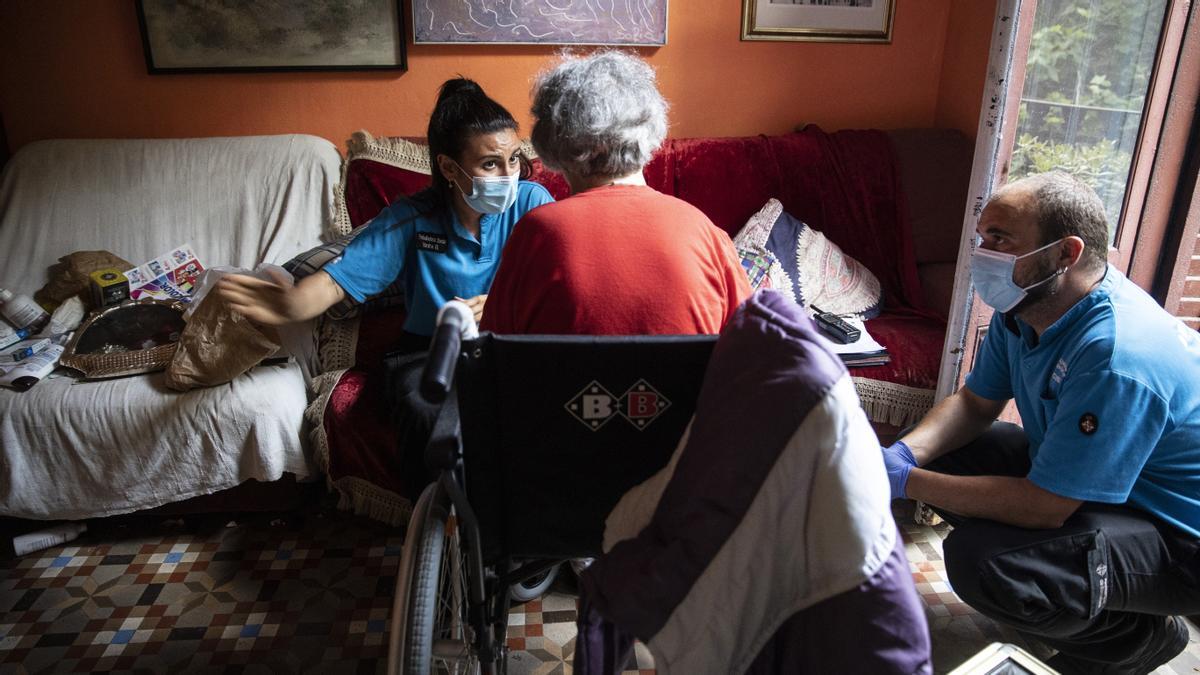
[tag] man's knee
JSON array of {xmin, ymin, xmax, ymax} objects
[
  {"xmin": 943, "ymin": 520, "xmax": 1105, "ymax": 637},
  {"xmin": 924, "ymin": 422, "xmax": 1030, "ymax": 477}
]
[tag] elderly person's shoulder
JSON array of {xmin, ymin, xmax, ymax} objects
[
  {"xmin": 528, "ymin": 184, "xmax": 707, "ymax": 220},
  {"xmin": 515, "ymin": 179, "xmax": 555, "ymax": 208}
]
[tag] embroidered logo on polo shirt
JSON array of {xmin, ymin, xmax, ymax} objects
[
  {"xmin": 1079, "ymin": 413, "xmax": 1098, "ymax": 435},
  {"xmin": 416, "ymin": 232, "xmax": 448, "ymax": 253},
  {"xmin": 1051, "ymin": 359, "xmax": 1068, "ymax": 386}
]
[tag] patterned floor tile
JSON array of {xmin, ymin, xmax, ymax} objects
[{"xmin": 0, "ymin": 509, "xmax": 400, "ymax": 674}]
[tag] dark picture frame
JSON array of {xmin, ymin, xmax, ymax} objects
[
  {"xmin": 135, "ymin": 0, "xmax": 407, "ymax": 74},
  {"xmin": 412, "ymin": 0, "xmax": 667, "ymax": 46}
]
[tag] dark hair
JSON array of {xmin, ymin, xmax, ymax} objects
[
  {"xmin": 425, "ymin": 77, "xmax": 529, "ymax": 210},
  {"xmin": 1031, "ymin": 172, "xmax": 1111, "ymax": 269}
]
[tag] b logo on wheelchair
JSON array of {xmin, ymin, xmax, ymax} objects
[{"xmin": 565, "ymin": 378, "xmax": 672, "ymax": 431}]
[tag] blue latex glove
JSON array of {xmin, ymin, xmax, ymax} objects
[{"xmin": 881, "ymin": 440, "xmax": 918, "ymax": 500}]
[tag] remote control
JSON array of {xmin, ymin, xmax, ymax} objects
[{"xmin": 812, "ymin": 306, "xmax": 861, "ymax": 344}]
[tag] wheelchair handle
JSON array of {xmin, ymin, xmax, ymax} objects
[{"xmin": 420, "ymin": 300, "xmax": 478, "ymax": 404}]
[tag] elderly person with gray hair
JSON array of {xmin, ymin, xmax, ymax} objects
[
  {"xmin": 481, "ymin": 51, "xmax": 749, "ymax": 335},
  {"xmin": 881, "ymin": 171, "xmax": 1200, "ymax": 673}
]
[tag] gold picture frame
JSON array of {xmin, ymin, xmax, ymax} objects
[{"xmin": 741, "ymin": 0, "xmax": 895, "ymax": 43}]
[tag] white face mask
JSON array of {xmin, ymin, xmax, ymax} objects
[
  {"xmin": 970, "ymin": 237, "xmax": 1069, "ymax": 313},
  {"xmin": 452, "ymin": 161, "xmax": 519, "ymax": 215}
]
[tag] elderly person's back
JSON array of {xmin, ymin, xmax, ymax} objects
[{"xmin": 481, "ymin": 51, "xmax": 750, "ymax": 335}]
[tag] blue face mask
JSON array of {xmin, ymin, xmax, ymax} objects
[
  {"xmin": 453, "ymin": 161, "xmax": 519, "ymax": 215},
  {"xmin": 970, "ymin": 237, "xmax": 1068, "ymax": 313}
]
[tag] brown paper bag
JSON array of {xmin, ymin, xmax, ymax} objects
[
  {"xmin": 35, "ymin": 251, "xmax": 133, "ymax": 310},
  {"xmin": 164, "ymin": 291, "xmax": 280, "ymax": 391}
]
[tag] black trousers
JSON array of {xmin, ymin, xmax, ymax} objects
[
  {"xmin": 383, "ymin": 333, "xmax": 441, "ymax": 500},
  {"xmin": 926, "ymin": 423, "xmax": 1200, "ymax": 671}
]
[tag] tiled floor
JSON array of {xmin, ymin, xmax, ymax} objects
[
  {"xmin": 0, "ymin": 510, "xmax": 399, "ymax": 672},
  {"xmin": 3, "ymin": 502, "xmax": 1199, "ymax": 673},
  {"xmin": 505, "ymin": 593, "xmax": 654, "ymax": 675}
]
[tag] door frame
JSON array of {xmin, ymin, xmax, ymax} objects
[{"xmin": 935, "ymin": 0, "xmax": 1037, "ymax": 402}]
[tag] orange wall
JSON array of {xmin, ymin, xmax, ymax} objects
[
  {"xmin": 0, "ymin": 1, "xmax": 991, "ymax": 154},
  {"xmin": 935, "ymin": 0, "xmax": 997, "ymax": 138}
]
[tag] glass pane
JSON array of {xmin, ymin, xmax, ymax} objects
[{"xmin": 1010, "ymin": 0, "xmax": 1169, "ymax": 244}]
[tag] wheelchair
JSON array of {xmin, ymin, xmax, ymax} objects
[{"xmin": 387, "ymin": 303, "xmax": 717, "ymax": 674}]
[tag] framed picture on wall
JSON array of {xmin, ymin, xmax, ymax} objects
[
  {"xmin": 741, "ymin": 0, "xmax": 894, "ymax": 43},
  {"xmin": 135, "ymin": 0, "xmax": 406, "ymax": 73},
  {"xmin": 413, "ymin": 0, "xmax": 667, "ymax": 45}
]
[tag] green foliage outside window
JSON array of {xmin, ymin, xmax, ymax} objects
[{"xmin": 1009, "ymin": 0, "xmax": 1167, "ymax": 238}]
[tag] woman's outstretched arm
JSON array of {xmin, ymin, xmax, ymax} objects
[{"xmin": 217, "ymin": 269, "xmax": 346, "ymax": 325}]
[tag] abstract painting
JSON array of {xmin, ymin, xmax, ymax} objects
[
  {"xmin": 413, "ymin": 0, "xmax": 668, "ymax": 45},
  {"xmin": 136, "ymin": 0, "xmax": 406, "ymax": 73}
]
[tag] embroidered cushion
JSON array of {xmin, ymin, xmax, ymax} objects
[{"xmin": 734, "ymin": 198, "xmax": 882, "ymax": 318}]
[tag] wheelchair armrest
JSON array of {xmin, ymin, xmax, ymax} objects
[{"xmin": 424, "ymin": 391, "xmax": 463, "ymax": 473}]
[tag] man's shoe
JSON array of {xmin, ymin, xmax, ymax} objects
[
  {"xmin": 1045, "ymin": 615, "xmax": 1189, "ymax": 675},
  {"xmin": 1136, "ymin": 615, "xmax": 1190, "ymax": 675}
]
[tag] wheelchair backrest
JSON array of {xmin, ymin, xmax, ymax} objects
[{"xmin": 453, "ymin": 333, "xmax": 717, "ymax": 561}]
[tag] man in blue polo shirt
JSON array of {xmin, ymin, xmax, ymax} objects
[{"xmin": 881, "ymin": 171, "xmax": 1200, "ymax": 674}]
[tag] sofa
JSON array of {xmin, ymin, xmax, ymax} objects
[
  {"xmin": 311, "ymin": 126, "xmax": 973, "ymax": 525},
  {"xmin": 0, "ymin": 135, "xmax": 341, "ymax": 520}
]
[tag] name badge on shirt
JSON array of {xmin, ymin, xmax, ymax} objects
[{"xmin": 416, "ymin": 232, "xmax": 449, "ymax": 253}]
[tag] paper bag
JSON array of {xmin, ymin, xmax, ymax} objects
[
  {"xmin": 35, "ymin": 250, "xmax": 134, "ymax": 310},
  {"xmin": 164, "ymin": 267, "xmax": 281, "ymax": 391}
]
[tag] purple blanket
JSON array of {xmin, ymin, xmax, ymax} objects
[{"xmin": 576, "ymin": 290, "xmax": 931, "ymax": 674}]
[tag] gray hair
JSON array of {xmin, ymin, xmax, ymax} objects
[
  {"xmin": 530, "ymin": 51, "xmax": 669, "ymax": 179},
  {"xmin": 992, "ymin": 171, "xmax": 1110, "ymax": 269}
]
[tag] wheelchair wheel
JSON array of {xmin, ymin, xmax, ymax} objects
[
  {"xmin": 394, "ymin": 482, "xmax": 481, "ymax": 674},
  {"xmin": 508, "ymin": 561, "xmax": 561, "ymax": 603}
]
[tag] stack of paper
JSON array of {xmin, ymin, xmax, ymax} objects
[{"xmin": 820, "ymin": 317, "xmax": 890, "ymax": 368}]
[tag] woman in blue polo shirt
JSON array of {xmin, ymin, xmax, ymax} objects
[{"xmin": 217, "ymin": 77, "xmax": 554, "ymax": 351}]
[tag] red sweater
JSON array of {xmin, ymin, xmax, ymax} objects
[{"xmin": 482, "ymin": 185, "xmax": 751, "ymax": 335}]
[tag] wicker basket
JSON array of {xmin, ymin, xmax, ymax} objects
[{"xmin": 60, "ymin": 299, "xmax": 187, "ymax": 379}]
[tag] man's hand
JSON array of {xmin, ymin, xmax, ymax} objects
[
  {"xmin": 881, "ymin": 440, "xmax": 918, "ymax": 500},
  {"xmin": 454, "ymin": 294, "xmax": 487, "ymax": 324}
]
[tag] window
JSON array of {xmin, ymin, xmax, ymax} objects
[{"xmin": 1009, "ymin": 0, "xmax": 1170, "ymax": 243}]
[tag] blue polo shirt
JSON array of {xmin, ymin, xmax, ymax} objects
[
  {"xmin": 324, "ymin": 181, "xmax": 554, "ymax": 336},
  {"xmin": 966, "ymin": 266, "xmax": 1200, "ymax": 537}
]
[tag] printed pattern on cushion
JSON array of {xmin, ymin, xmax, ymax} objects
[
  {"xmin": 733, "ymin": 199, "xmax": 792, "ymax": 302},
  {"xmin": 737, "ymin": 248, "xmax": 778, "ymax": 292},
  {"xmin": 735, "ymin": 198, "xmax": 882, "ymax": 318}
]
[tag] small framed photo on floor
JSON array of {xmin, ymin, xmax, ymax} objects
[
  {"xmin": 741, "ymin": 0, "xmax": 894, "ymax": 43},
  {"xmin": 135, "ymin": 0, "xmax": 407, "ymax": 73}
]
